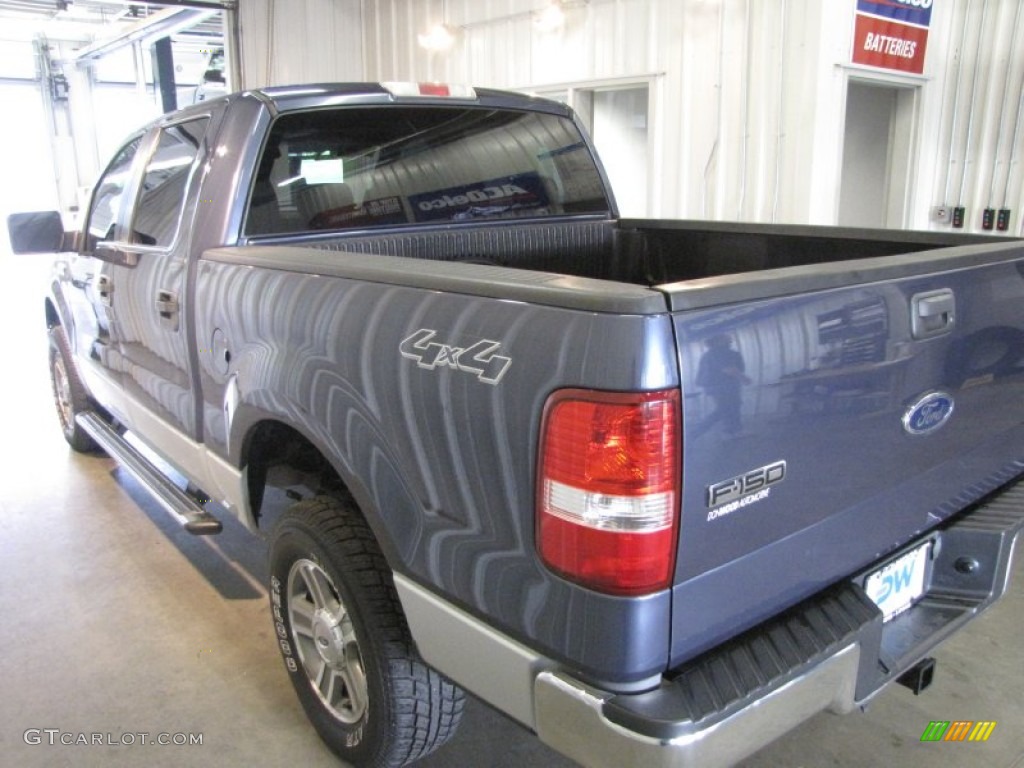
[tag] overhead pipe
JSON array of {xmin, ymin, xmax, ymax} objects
[
  {"xmin": 223, "ymin": 4, "xmax": 243, "ymax": 91},
  {"xmin": 265, "ymin": 0, "xmax": 276, "ymax": 86},
  {"xmin": 983, "ymin": 0, "xmax": 1015, "ymax": 205},
  {"xmin": 978, "ymin": 0, "xmax": 1019, "ymax": 228},
  {"xmin": 956, "ymin": 0, "xmax": 991, "ymax": 224},
  {"xmin": 701, "ymin": 0, "xmax": 727, "ymax": 219},
  {"xmin": 771, "ymin": 0, "xmax": 787, "ymax": 223},
  {"xmin": 737, "ymin": 0, "xmax": 751, "ymax": 219},
  {"xmin": 131, "ymin": 0, "xmax": 236, "ymax": 8},
  {"xmin": 1002, "ymin": 67, "xmax": 1024, "ymax": 209},
  {"xmin": 71, "ymin": 6, "xmax": 218, "ymax": 64},
  {"xmin": 998, "ymin": 9, "xmax": 1024, "ymax": 233},
  {"xmin": 942, "ymin": 0, "xmax": 973, "ymax": 208},
  {"xmin": 1002, "ymin": 61, "xmax": 1024, "ymax": 233},
  {"xmin": 132, "ymin": 40, "xmax": 148, "ymax": 98}
]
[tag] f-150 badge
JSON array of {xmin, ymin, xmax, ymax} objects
[
  {"xmin": 400, "ymin": 329, "xmax": 512, "ymax": 385},
  {"xmin": 706, "ymin": 460, "xmax": 786, "ymax": 522}
]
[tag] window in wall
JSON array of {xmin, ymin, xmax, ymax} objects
[
  {"xmin": 590, "ymin": 87, "xmax": 649, "ymax": 217},
  {"xmin": 132, "ymin": 118, "xmax": 209, "ymax": 247},
  {"xmin": 534, "ymin": 83, "xmax": 651, "ymax": 217}
]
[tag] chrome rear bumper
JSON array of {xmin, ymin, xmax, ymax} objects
[{"xmin": 534, "ymin": 481, "xmax": 1024, "ymax": 768}]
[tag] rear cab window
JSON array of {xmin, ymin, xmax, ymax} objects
[{"xmin": 243, "ymin": 105, "xmax": 611, "ymax": 236}]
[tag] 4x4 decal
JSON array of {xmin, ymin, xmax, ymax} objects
[{"xmin": 399, "ymin": 329, "xmax": 512, "ymax": 385}]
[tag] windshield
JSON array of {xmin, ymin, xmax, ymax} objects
[{"xmin": 244, "ymin": 105, "xmax": 611, "ymax": 236}]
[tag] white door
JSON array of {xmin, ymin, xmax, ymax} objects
[{"xmin": 839, "ymin": 81, "xmax": 917, "ymax": 229}]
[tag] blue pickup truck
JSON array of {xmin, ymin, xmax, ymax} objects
[{"xmin": 9, "ymin": 82, "xmax": 1024, "ymax": 767}]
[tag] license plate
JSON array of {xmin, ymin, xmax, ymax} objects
[{"xmin": 864, "ymin": 542, "xmax": 930, "ymax": 621}]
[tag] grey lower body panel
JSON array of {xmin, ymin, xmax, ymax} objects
[{"xmin": 533, "ymin": 477, "xmax": 1024, "ymax": 768}]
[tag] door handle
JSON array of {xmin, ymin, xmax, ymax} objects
[
  {"xmin": 911, "ymin": 289, "xmax": 955, "ymax": 339},
  {"xmin": 97, "ymin": 274, "xmax": 114, "ymax": 306},
  {"xmin": 156, "ymin": 289, "xmax": 179, "ymax": 319}
]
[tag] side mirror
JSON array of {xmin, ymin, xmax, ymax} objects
[
  {"xmin": 6, "ymin": 211, "xmax": 67, "ymax": 254},
  {"xmin": 203, "ymin": 67, "xmax": 226, "ymax": 84}
]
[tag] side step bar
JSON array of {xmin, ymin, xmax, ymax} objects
[{"xmin": 76, "ymin": 412, "xmax": 222, "ymax": 535}]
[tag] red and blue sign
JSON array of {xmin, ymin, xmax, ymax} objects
[
  {"xmin": 857, "ymin": 0, "xmax": 933, "ymax": 28},
  {"xmin": 852, "ymin": 0, "xmax": 932, "ymax": 74}
]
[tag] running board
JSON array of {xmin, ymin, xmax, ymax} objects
[{"xmin": 76, "ymin": 412, "xmax": 223, "ymax": 535}]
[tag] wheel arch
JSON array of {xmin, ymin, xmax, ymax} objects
[{"xmin": 237, "ymin": 413, "xmax": 407, "ymax": 569}]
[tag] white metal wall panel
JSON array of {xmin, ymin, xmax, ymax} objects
[
  {"xmin": 238, "ymin": 0, "xmax": 363, "ymax": 88},
  {"xmin": 926, "ymin": 0, "xmax": 1024, "ymax": 232},
  {"xmin": 353, "ymin": 0, "xmax": 1024, "ymax": 234}
]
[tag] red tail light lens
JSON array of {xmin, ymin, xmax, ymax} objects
[{"xmin": 537, "ymin": 388, "xmax": 681, "ymax": 595}]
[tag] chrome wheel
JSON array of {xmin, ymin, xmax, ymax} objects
[
  {"xmin": 287, "ymin": 558, "xmax": 368, "ymax": 724},
  {"xmin": 47, "ymin": 326, "xmax": 100, "ymax": 453},
  {"xmin": 52, "ymin": 354, "xmax": 74, "ymax": 434},
  {"xmin": 270, "ymin": 496, "xmax": 464, "ymax": 763}
]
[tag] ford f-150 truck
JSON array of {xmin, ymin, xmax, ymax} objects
[{"xmin": 8, "ymin": 82, "xmax": 1024, "ymax": 768}]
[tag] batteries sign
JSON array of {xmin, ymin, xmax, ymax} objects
[{"xmin": 852, "ymin": 0, "xmax": 932, "ymax": 75}]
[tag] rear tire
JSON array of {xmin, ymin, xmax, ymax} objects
[
  {"xmin": 48, "ymin": 325, "xmax": 100, "ymax": 453},
  {"xmin": 269, "ymin": 495, "xmax": 464, "ymax": 767}
]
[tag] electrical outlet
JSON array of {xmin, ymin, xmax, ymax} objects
[{"xmin": 931, "ymin": 206, "xmax": 950, "ymax": 223}]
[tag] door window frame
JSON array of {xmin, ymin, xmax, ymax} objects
[
  {"xmin": 81, "ymin": 133, "xmax": 146, "ymax": 259},
  {"xmin": 126, "ymin": 115, "xmax": 212, "ymax": 254}
]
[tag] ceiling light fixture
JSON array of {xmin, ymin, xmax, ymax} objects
[
  {"xmin": 534, "ymin": 2, "xmax": 565, "ymax": 32},
  {"xmin": 418, "ymin": 0, "xmax": 457, "ymax": 52},
  {"xmin": 417, "ymin": 22, "xmax": 456, "ymax": 51}
]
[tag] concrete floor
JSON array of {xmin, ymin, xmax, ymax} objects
[{"xmin": 2, "ymin": 251, "xmax": 1023, "ymax": 768}]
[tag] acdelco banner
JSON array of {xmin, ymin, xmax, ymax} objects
[
  {"xmin": 409, "ymin": 173, "xmax": 549, "ymax": 222},
  {"xmin": 852, "ymin": 0, "xmax": 932, "ymax": 75}
]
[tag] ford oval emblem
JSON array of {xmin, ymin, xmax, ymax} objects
[{"xmin": 903, "ymin": 391, "xmax": 955, "ymax": 436}]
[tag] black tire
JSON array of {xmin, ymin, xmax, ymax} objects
[
  {"xmin": 269, "ymin": 495, "xmax": 464, "ymax": 767},
  {"xmin": 48, "ymin": 325, "xmax": 100, "ymax": 453}
]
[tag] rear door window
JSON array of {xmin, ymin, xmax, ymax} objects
[{"xmin": 131, "ymin": 118, "xmax": 210, "ymax": 248}]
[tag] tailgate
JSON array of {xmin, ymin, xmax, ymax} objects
[{"xmin": 664, "ymin": 245, "xmax": 1024, "ymax": 665}]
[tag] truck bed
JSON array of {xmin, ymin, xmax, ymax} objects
[{"xmin": 261, "ymin": 215, "xmax": 1008, "ymax": 291}]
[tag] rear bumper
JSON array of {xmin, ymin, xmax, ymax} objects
[{"xmin": 534, "ymin": 478, "xmax": 1024, "ymax": 768}]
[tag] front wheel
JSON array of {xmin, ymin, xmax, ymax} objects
[
  {"xmin": 48, "ymin": 325, "xmax": 100, "ymax": 453},
  {"xmin": 269, "ymin": 495, "xmax": 464, "ymax": 767}
]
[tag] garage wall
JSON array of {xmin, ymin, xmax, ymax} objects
[
  {"xmin": 348, "ymin": 0, "xmax": 1024, "ymax": 234},
  {"xmin": 354, "ymin": 0, "xmax": 847, "ymax": 223},
  {"xmin": 236, "ymin": 0, "xmax": 363, "ymax": 88},
  {"xmin": 8, "ymin": 0, "xmax": 1024, "ymax": 235}
]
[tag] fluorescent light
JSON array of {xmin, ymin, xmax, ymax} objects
[
  {"xmin": 535, "ymin": 2, "xmax": 565, "ymax": 32},
  {"xmin": 417, "ymin": 23, "xmax": 456, "ymax": 51}
]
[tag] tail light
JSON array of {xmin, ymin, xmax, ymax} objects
[{"xmin": 536, "ymin": 388, "xmax": 681, "ymax": 595}]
